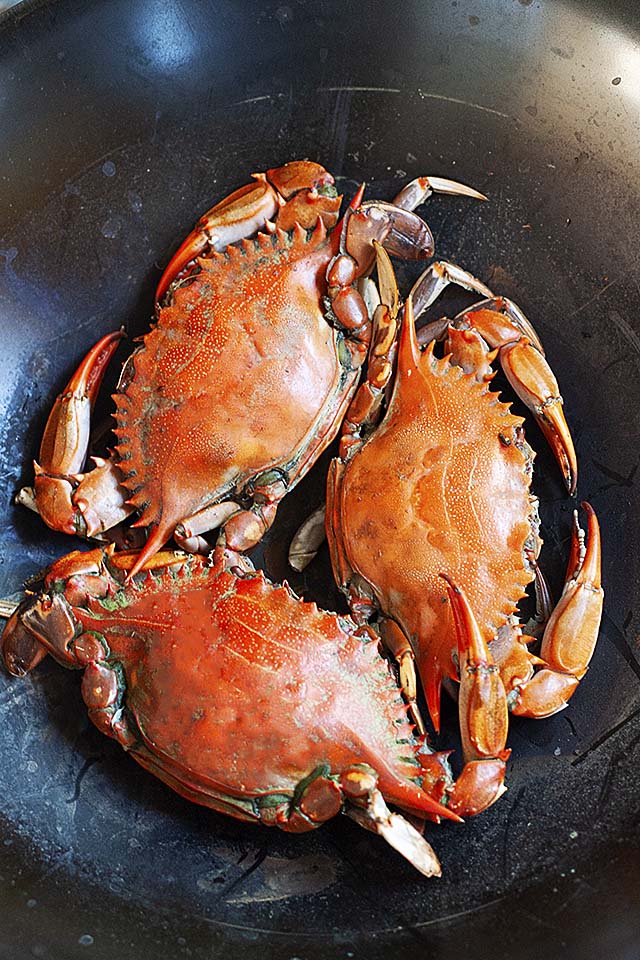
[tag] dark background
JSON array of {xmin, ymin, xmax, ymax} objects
[{"xmin": 1, "ymin": 1, "xmax": 639, "ymax": 958}]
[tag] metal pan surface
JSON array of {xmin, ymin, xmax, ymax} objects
[{"xmin": 1, "ymin": 1, "xmax": 639, "ymax": 957}]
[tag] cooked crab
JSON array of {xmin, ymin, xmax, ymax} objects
[
  {"xmin": 18, "ymin": 161, "xmax": 484, "ymax": 579},
  {"xmin": 0, "ymin": 544, "xmax": 477, "ymax": 877},
  {"xmin": 321, "ymin": 248, "xmax": 604, "ymax": 815}
]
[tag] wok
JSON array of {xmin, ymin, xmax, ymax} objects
[{"xmin": 1, "ymin": 1, "xmax": 639, "ymax": 957}]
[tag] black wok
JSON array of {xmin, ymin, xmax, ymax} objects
[{"xmin": 1, "ymin": 1, "xmax": 639, "ymax": 957}]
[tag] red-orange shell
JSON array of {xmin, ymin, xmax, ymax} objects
[
  {"xmin": 113, "ymin": 218, "xmax": 356, "ymax": 560},
  {"xmin": 329, "ymin": 315, "xmax": 535, "ymax": 729},
  {"xmin": 66, "ymin": 554, "xmax": 439, "ymax": 820}
]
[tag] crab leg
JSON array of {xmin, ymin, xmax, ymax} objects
[
  {"xmin": 447, "ymin": 307, "xmax": 576, "ymax": 492},
  {"xmin": 337, "ymin": 242, "xmax": 401, "ymax": 459},
  {"xmin": 155, "ymin": 180, "xmax": 280, "ymax": 302},
  {"xmin": 391, "ymin": 176, "xmax": 488, "ymax": 211},
  {"xmin": 19, "ymin": 331, "xmax": 134, "ymax": 538},
  {"xmin": 440, "ymin": 575, "xmax": 511, "ymax": 817},
  {"xmin": 496, "ymin": 329, "xmax": 577, "ymax": 494},
  {"xmin": 0, "ymin": 546, "xmax": 190, "ymax": 677},
  {"xmin": 457, "ymin": 304, "xmax": 578, "ymax": 492},
  {"xmin": 410, "ymin": 260, "xmax": 495, "ymax": 333},
  {"xmin": 288, "ymin": 504, "xmax": 327, "ymax": 572},
  {"xmin": 509, "ymin": 503, "xmax": 604, "ymax": 718},
  {"xmin": 379, "ymin": 616, "xmax": 424, "ymax": 735},
  {"xmin": 410, "ymin": 262, "xmax": 544, "ymax": 353},
  {"xmin": 38, "ymin": 331, "xmax": 123, "ymax": 476},
  {"xmin": 0, "ymin": 606, "xmax": 48, "ymax": 677},
  {"xmin": 173, "ymin": 501, "xmax": 243, "ymax": 554},
  {"xmin": 339, "ymin": 198, "xmax": 435, "ymax": 281},
  {"xmin": 344, "ymin": 767, "xmax": 443, "ymax": 878}
]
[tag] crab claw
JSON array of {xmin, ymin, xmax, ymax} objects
[
  {"xmin": 440, "ymin": 574, "xmax": 510, "ymax": 816},
  {"xmin": 446, "ymin": 758, "xmax": 509, "ymax": 818},
  {"xmin": 155, "ymin": 178, "xmax": 281, "ymax": 301},
  {"xmin": 441, "ymin": 574, "xmax": 509, "ymax": 765},
  {"xmin": 23, "ymin": 330, "xmax": 125, "ymax": 537},
  {"xmin": 39, "ymin": 330, "xmax": 124, "ymax": 478},
  {"xmin": 1, "ymin": 605, "xmax": 48, "ymax": 677},
  {"xmin": 512, "ymin": 503, "xmax": 603, "ymax": 718},
  {"xmin": 499, "ymin": 338, "xmax": 577, "ymax": 494},
  {"xmin": 288, "ymin": 504, "xmax": 327, "ymax": 572},
  {"xmin": 1, "ymin": 581, "xmax": 84, "ymax": 677}
]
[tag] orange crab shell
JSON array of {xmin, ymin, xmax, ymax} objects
[
  {"xmin": 327, "ymin": 308, "xmax": 536, "ymax": 731},
  {"xmin": 113, "ymin": 213, "xmax": 355, "ymax": 567},
  {"xmin": 28, "ymin": 550, "xmax": 456, "ymax": 827}
]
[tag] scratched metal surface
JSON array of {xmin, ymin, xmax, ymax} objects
[{"xmin": 0, "ymin": 0, "xmax": 639, "ymax": 958}]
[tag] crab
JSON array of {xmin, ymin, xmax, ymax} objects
[
  {"xmin": 0, "ymin": 544, "xmax": 482, "ymax": 878},
  {"xmin": 319, "ymin": 247, "xmax": 604, "ymax": 815},
  {"xmin": 18, "ymin": 160, "xmax": 484, "ymax": 580}
]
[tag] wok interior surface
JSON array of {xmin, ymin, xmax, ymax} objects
[{"xmin": 1, "ymin": 1, "xmax": 639, "ymax": 957}]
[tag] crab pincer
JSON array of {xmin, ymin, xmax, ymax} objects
[
  {"xmin": 508, "ymin": 502, "xmax": 604, "ymax": 717},
  {"xmin": 439, "ymin": 574, "xmax": 511, "ymax": 816},
  {"xmin": 155, "ymin": 161, "xmax": 341, "ymax": 302},
  {"xmin": 18, "ymin": 329, "xmax": 133, "ymax": 539}
]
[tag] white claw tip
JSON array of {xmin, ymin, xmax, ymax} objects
[
  {"xmin": 427, "ymin": 176, "xmax": 488, "ymax": 202},
  {"xmin": 347, "ymin": 788, "xmax": 442, "ymax": 878},
  {"xmin": 16, "ymin": 487, "xmax": 38, "ymax": 513},
  {"xmin": 380, "ymin": 813, "xmax": 442, "ymax": 877}
]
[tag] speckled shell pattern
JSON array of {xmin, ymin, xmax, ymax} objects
[
  {"xmin": 112, "ymin": 219, "xmax": 355, "ymax": 554},
  {"xmin": 333, "ymin": 326, "xmax": 535, "ymax": 727},
  {"xmin": 74, "ymin": 555, "xmax": 436, "ymax": 818}
]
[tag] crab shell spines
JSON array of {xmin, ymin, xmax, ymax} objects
[
  {"xmin": 112, "ymin": 217, "xmax": 351, "ymax": 541},
  {"xmin": 331, "ymin": 339, "xmax": 536, "ymax": 705},
  {"xmin": 58, "ymin": 554, "xmax": 437, "ymax": 817}
]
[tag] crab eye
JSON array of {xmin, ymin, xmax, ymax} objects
[{"xmin": 317, "ymin": 183, "xmax": 338, "ymax": 199}]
